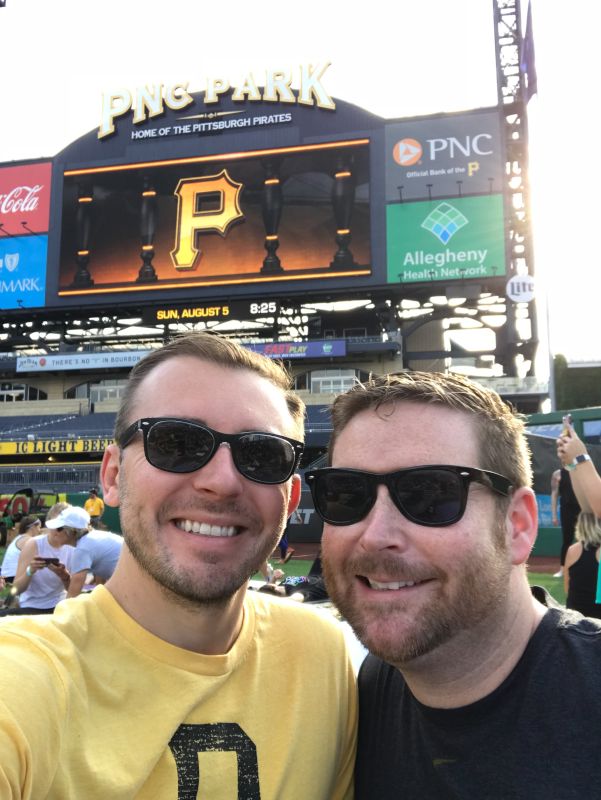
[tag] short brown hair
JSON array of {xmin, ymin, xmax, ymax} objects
[
  {"xmin": 114, "ymin": 332, "xmax": 305, "ymax": 443},
  {"xmin": 329, "ymin": 371, "xmax": 532, "ymax": 489}
]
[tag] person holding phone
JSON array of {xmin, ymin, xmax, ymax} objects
[
  {"xmin": 4, "ymin": 502, "xmax": 75, "ymax": 615},
  {"xmin": 557, "ymin": 415, "xmax": 601, "ymax": 517}
]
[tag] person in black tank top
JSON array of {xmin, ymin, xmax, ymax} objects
[
  {"xmin": 565, "ymin": 512, "xmax": 601, "ymax": 619},
  {"xmin": 551, "ymin": 467, "xmax": 581, "ymax": 575}
]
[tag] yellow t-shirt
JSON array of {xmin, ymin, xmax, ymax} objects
[
  {"xmin": 84, "ymin": 496, "xmax": 104, "ymax": 517},
  {"xmin": 0, "ymin": 587, "xmax": 357, "ymax": 799}
]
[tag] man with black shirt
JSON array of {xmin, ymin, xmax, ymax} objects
[{"xmin": 307, "ymin": 371, "xmax": 601, "ymax": 799}]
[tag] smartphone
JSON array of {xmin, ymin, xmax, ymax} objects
[
  {"xmin": 561, "ymin": 413, "xmax": 573, "ymax": 436},
  {"xmin": 40, "ymin": 557, "xmax": 60, "ymax": 566}
]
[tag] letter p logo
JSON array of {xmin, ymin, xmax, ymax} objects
[{"xmin": 171, "ymin": 170, "xmax": 244, "ymax": 271}]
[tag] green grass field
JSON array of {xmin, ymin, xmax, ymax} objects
[{"xmin": 527, "ymin": 572, "xmax": 566, "ymax": 605}]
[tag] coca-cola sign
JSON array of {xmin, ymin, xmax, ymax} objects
[
  {"xmin": 1, "ymin": 185, "xmax": 43, "ymax": 214},
  {"xmin": 0, "ymin": 162, "xmax": 52, "ymax": 235}
]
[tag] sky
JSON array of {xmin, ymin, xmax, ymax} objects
[{"xmin": 0, "ymin": 0, "xmax": 597, "ymax": 367}]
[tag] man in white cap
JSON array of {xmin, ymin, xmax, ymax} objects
[{"xmin": 44, "ymin": 505, "xmax": 123, "ymax": 598}]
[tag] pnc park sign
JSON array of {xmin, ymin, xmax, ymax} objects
[{"xmin": 99, "ymin": 63, "xmax": 335, "ymax": 139}]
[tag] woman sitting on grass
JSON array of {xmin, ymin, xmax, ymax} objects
[{"xmin": 564, "ymin": 512, "xmax": 601, "ymax": 619}]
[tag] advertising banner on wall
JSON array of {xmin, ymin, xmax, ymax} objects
[
  {"xmin": 0, "ymin": 161, "xmax": 52, "ymax": 310},
  {"xmin": 385, "ymin": 110, "xmax": 504, "ymax": 202},
  {"xmin": 0, "ymin": 438, "xmax": 113, "ymax": 456},
  {"xmin": 386, "ymin": 195, "xmax": 506, "ymax": 285},
  {"xmin": 246, "ymin": 339, "xmax": 346, "ymax": 359},
  {"xmin": 16, "ymin": 350, "xmax": 150, "ymax": 373},
  {"xmin": 0, "ymin": 162, "xmax": 52, "ymax": 235},
  {"xmin": 0, "ymin": 235, "xmax": 48, "ymax": 308}
]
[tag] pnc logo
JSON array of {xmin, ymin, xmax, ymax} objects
[{"xmin": 392, "ymin": 138, "xmax": 423, "ymax": 167}]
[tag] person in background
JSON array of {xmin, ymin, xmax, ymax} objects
[
  {"xmin": 258, "ymin": 573, "xmax": 328, "ymax": 603},
  {"xmin": 41, "ymin": 505, "xmax": 124, "ymax": 598},
  {"xmin": 261, "ymin": 548, "xmax": 328, "ymax": 602},
  {"xmin": 557, "ymin": 422, "xmax": 601, "ymax": 517},
  {"xmin": 258, "ymin": 560, "xmax": 284, "ymax": 584},
  {"xmin": 311, "ymin": 371, "xmax": 601, "ymax": 799},
  {"xmin": 84, "ymin": 488, "xmax": 105, "ymax": 529},
  {"xmin": 5, "ymin": 502, "xmax": 74, "ymax": 615},
  {"xmin": 550, "ymin": 466, "xmax": 580, "ymax": 577},
  {"xmin": 277, "ymin": 508, "xmax": 300, "ymax": 563},
  {"xmin": 0, "ymin": 332, "xmax": 356, "ymax": 799},
  {"xmin": 0, "ymin": 515, "xmax": 42, "ymax": 584},
  {"xmin": 564, "ymin": 512, "xmax": 601, "ymax": 619},
  {"xmin": 0, "ymin": 518, "xmax": 9, "ymax": 549}
]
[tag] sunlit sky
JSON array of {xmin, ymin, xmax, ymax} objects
[{"xmin": 0, "ymin": 0, "xmax": 597, "ymax": 366}]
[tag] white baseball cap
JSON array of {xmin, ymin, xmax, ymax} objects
[{"xmin": 45, "ymin": 505, "xmax": 91, "ymax": 530}]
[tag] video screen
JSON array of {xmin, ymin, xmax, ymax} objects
[{"xmin": 57, "ymin": 141, "xmax": 371, "ymax": 299}]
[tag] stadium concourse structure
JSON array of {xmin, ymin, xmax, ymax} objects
[{"xmin": 0, "ymin": 2, "xmax": 545, "ymax": 541}]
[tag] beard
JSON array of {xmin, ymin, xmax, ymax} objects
[
  {"xmin": 118, "ymin": 476, "xmax": 287, "ymax": 610},
  {"xmin": 323, "ymin": 520, "xmax": 511, "ymax": 666}
]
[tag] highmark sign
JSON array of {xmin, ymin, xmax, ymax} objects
[{"xmin": 386, "ymin": 195, "xmax": 506, "ymax": 285}]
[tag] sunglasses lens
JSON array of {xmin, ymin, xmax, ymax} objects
[
  {"xmin": 393, "ymin": 468, "xmax": 464, "ymax": 525},
  {"xmin": 147, "ymin": 421, "xmax": 215, "ymax": 473},
  {"xmin": 235, "ymin": 434, "xmax": 296, "ymax": 484},
  {"xmin": 314, "ymin": 472, "xmax": 375, "ymax": 525}
]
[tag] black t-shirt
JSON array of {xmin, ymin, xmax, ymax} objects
[
  {"xmin": 559, "ymin": 467, "xmax": 579, "ymax": 510},
  {"xmin": 567, "ymin": 545, "xmax": 601, "ymax": 619},
  {"xmin": 355, "ymin": 589, "xmax": 601, "ymax": 799}
]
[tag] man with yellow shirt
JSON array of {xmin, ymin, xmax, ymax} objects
[
  {"xmin": 84, "ymin": 488, "xmax": 105, "ymax": 528},
  {"xmin": 0, "ymin": 333, "xmax": 357, "ymax": 799}
]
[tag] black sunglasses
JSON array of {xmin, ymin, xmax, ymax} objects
[
  {"xmin": 119, "ymin": 417, "xmax": 303, "ymax": 485},
  {"xmin": 305, "ymin": 465, "xmax": 512, "ymax": 527}
]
